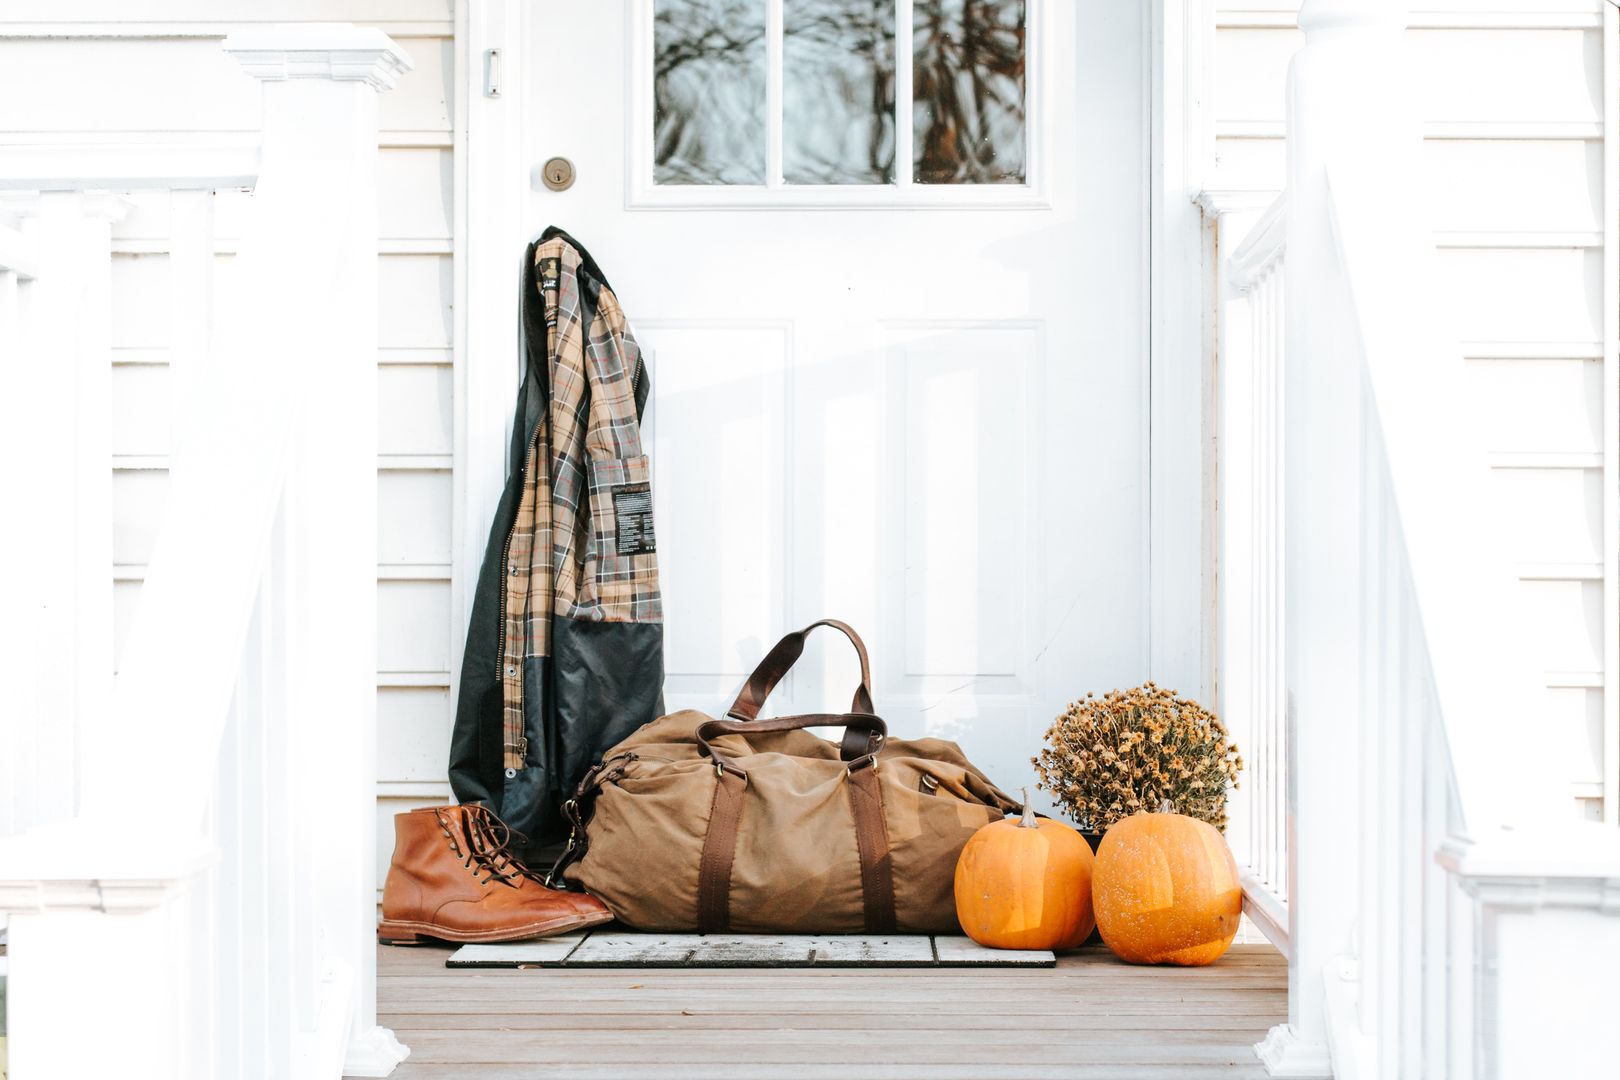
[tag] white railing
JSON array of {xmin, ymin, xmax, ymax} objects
[
  {"xmin": 1220, "ymin": 196, "xmax": 1291, "ymax": 953},
  {"xmin": 1339, "ymin": 405, "xmax": 1476, "ymax": 1079},
  {"xmin": 1210, "ymin": 2, "xmax": 1620, "ymax": 1078},
  {"xmin": 0, "ymin": 27, "xmax": 412, "ymax": 1080}
]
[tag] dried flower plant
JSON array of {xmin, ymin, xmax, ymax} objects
[{"xmin": 1033, "ymin": 683, "xmax": 1243, "ymax": 832}]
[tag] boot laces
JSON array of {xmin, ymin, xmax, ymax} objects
[{"xmin": 440, "ymin": 805, "xmax": 541, "ymax": 887}]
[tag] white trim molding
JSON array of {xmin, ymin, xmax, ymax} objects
[
  {"xmin": 1226, "ymin": 194, "xmax": 1287, "ymax": 292},
  {"xmin": 1149, "ymin": 0, "xmax": 1218, "ymax": 702},
  {"xmin": 1438, "ymin": 825, "xmax": 1620, "ymax": 1080},
  {"xmin": 0, "ymin": 822, "xmax": 214, "ymax": 917},
  {"xmin": 222, "ymin": 23, "xmax": 414, "ymax": 91},
  {"xmin": 346, "ymin": 1025, "xmax": 415, "ymax": 1078},
  {"xmin": 1254, "ymin": 1022, "xmax": 1335, "ymax": 1079}
]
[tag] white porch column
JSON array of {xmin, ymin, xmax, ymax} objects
[
  {"xmin": 222, "ymin": 26, "xmax": 412, "ymax": 1077},
  {"xmin": 1256, "ymin": 1, "xmax": 1407, "ymax": 1075}
]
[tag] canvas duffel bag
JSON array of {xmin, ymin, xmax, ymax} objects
[{"xmin": 549, "ymin": 620, "xmax": 1021, "ymax": 933}]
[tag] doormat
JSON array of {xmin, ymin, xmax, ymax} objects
[{"xmin": 445, "ymin": 932, "xmax": 1055, "ymax": 969}]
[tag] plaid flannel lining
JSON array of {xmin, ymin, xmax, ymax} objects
[{"xmin": 500, "ymin": 240, "xmax": 662, "ymax": 770}]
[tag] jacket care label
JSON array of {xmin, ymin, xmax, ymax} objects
[
  {"xmin": 537, "ymin": 256, "xmax": 561, "ymax": 290},
  {"xmin": 612, "ymin": 482, "xmax": 656, "ymax": 555}
]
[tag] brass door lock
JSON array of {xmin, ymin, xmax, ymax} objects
[{"xmin": 541, "ymin": 157, "xmax": 576, "ymax": 192}]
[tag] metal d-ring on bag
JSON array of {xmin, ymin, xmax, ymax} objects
[{"xmin": 550, "ymin": 619, "xmax": 1022, "ymax": 934}]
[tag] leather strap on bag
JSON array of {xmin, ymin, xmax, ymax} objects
[
  {"xmin": 695, "ymin": 713, "xmax": 886, "ymax": 771},
  {"xmin": 696, "ymin": 766, "xmax": 748, "ymax": 932},
  {"xmin": 694, "ymin": 709, "xmax": 896, "ymax": 933},
  {"xmin": 846, "ymin": 763, "xmax": 897, "ymax": 933},
  {"xmin": 545, "ymin": 752, "xmax": 636, "ymax": 888},
  {"xmin": 727, "ymin": 619, "xmax": 879, "ymax": 761}
]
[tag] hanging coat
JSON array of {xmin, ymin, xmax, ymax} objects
[{"xmin": 450, "ymin": 227, "xmax": 664, "ymax": 853}]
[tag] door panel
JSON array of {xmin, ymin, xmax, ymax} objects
[{"xmin": 521, "ymin": 0, "xmax": 1147, "ymax": 803}]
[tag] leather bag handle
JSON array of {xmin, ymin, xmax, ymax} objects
[
  {"xmin": 726, "ymin": 620, "xmax": 878, "ymax": 760},
  {"xmin": 727, "ymin": 619, "xmax": 873, "ymax": 722},
  {"xmin": 696, "ymin": 712, "xmax": 888, "ymax": 775}
]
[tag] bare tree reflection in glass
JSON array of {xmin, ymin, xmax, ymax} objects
[
  {"xmin": 654, "ymin": 0, "xmax": 768, "ymax": 184},
  {"xmin": 784, "ymin": 0, "xmax": 896, "ymax": 185},
  {"xmin": 913, "ymin": 0, "xmax": 1026, "ymax": 184}
]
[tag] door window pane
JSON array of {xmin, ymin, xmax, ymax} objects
[
  {"xmin": 913, "ymin": 0, "xmax": 1026, "ymax": 184},
  {"xmin": 654, "ymin": 0, "xmax": 768, "ymax": 184},
  {"xmin": 783, "ymin": 0, "xmax": 897, "ymax": 185}
]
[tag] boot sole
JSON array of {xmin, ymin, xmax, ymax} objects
[{"xmin": 378, "ymin": 908, "xmax": 614, "ymax": 946}]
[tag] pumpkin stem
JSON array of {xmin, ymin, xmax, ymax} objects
[
  {"xmin": 1019, "ymin": 787, "xmax": 1038, "ymax": 829},
  {"xmin": 1158, "ymin": 798, "xmax": 1174, "ymax": 814}
]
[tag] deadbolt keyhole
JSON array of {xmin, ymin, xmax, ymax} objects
[{"xmin": 542, "ymin": 157, "xmax": 576, "ymax": 192}]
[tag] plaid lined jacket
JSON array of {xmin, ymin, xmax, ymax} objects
[{"xmin": 450, "ymin": 228, "xmax": 664, "ymax": 851}]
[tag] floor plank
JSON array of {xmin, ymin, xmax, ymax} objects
[{"xmin": 362, "ymin": 941, "xmax": 1287, "ymax": 1079}]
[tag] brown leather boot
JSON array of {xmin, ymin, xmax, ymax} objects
[{"xmin": 377, "ymin": 803, "xmax": 613, "ymax": 944}]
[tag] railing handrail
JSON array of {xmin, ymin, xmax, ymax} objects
[
  {"xmin": 0, "ymin": 136, "xmax": 260, "ymax": 192},
  {"xmin": 1321, "ymin": 153, "xmax": 1566, "ymax": 832}
]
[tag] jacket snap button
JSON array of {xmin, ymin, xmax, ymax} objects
[
  {"xmin": 506, "ymin": 666, "xmax": 516, "ymax": 677},
  {"xmin": 509, "ymin": 565, "xmax": 519, "ymax": 575},
  {"xmin": 505, "ymin": 767, "xmax": 517, "ymax": 779}
]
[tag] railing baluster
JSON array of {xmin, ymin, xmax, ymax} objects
[
  {"xmin": 215, "ymin": 657, "xmax": 244, "ymax": 1076},
  {"xmin": 1263, "ymin": 270, "xmax": 1274, "ymax": 901},
  {"xmin": 1260, "ymin": 268, "xmax": 1276, "ymax": 894},
  {"xmin": 1249, "ymin": 270, "xmax": 1261, "ymax": 885},
  {"xmin": 1220, "ymin": 200, "xmax": 1292, "ymax": 945}
]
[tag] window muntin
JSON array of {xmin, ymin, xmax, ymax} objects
[{"xmin": 636, "ymin": 0, "xmax": 1038, "ymax": 205}]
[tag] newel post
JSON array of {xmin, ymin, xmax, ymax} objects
[
  {"xmin": 1255, "ymin": 1, "xmax": 1407, "ymax": 1076},
  {"xmin": 223, "ymin": 26, "xmax": 412, "ymax": 1077}
]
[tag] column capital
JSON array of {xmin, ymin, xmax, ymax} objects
[{"xmin": 223, "ymin": 24, "xmax": 413, "ymax": 93}]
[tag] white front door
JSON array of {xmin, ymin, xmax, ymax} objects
[{"xmin": 515, "ymin": 0, "xmax": 1148, "ymax": 801}]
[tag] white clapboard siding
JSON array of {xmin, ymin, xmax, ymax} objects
[
  {"xmin": 1212, "ymin": 0, "xmax": 1616, "ymax": 819},
  {"xmin": 0, "ymin": 0, "xmax": 459, "ymax": 880}
]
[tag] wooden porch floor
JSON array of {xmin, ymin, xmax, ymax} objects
[{"xmin": 370, "ymin": 940, "xmax": 1286, "ymax": 1079}]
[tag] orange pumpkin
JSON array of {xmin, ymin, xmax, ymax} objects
[
  {"xmin": 1091, "ymin": 808, "xmax": 1241, "ymax": 966},
  {"xmin": 954, "ymin": 789, "xmax": 1095, "ymax": 951}
]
